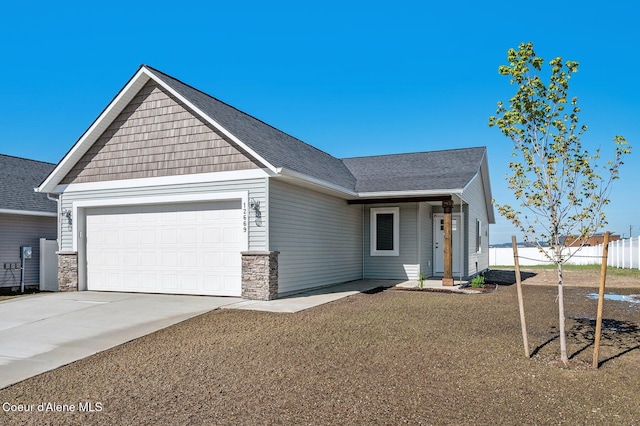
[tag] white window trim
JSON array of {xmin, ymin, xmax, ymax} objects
[
  {"xmin": 370, "ymin": 207, "xmax": 400, "ymax": 256},
  {"xmin": 476, "ymin": 219, "xmax": 482, "ymax": 253}
]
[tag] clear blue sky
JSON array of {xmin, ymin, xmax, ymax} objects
[{"xmin": 1, "ymin": 1, "xmax": 638, "ymax": 243}]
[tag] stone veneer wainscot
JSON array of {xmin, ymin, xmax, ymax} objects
[
  {"xmin": 241, "ymin": 251, "xmax": 279, "ymax": 300},
  {"xmin": 57, "ymin": 252, "xmax": 78, "ymax": 292}
]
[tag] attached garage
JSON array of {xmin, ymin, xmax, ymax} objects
[{"xmin": 85, "ymin": 200, "xmax": 243, "ymax": 296}]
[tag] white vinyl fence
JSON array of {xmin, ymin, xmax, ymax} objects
[{"xmin": 490, "ymin": 237, "xmax": 640, "ymax": 269}]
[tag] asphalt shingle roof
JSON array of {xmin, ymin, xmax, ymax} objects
[
  {"xmin": 342, "ymin": 147, "xmax": 486, "ymax": 193},
  {"xmin": 0, "ymin": 154, "xmax": 56, "ymax": 213},
  {"xmin": 147, "ymin": 66, "xmax": 357, "ymax": 191},
  {"xmin": 148, "ymin": 66, "xmax": 486, "ymax": 195}
]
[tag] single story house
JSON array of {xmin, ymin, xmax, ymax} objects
[
  {"xmin": 1, "ymin": 154, "xmax": 57, "ymax": 289},
  {"xmin": 36, "ymin": 65, "xmax": 495, "ymax": 299}
]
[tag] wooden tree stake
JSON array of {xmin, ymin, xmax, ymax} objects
[
  {"xmin": 593, "ymin": 231, "xmax": 610, "ymax": 369},
  {"xmin": 512, "ymin": 235, "xmax": 529, "ymax": 358}
]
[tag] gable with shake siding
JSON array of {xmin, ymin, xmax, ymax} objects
[{"xmin": 61, "ymin": 80, "xmax": 260, "ymax": 185}]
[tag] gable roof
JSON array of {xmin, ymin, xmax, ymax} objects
[
  {"xmin": 0, "ymin": 154, "xmax": 56, "ymax": 216},
  {"xmin": 342, "ymin": 147, "xmax": 486, "ymax": 193},
  {"xmin": 37, "ymin": 65, "xmax": 356, "ymax": 193},
  {"xmin": 36, "ymin": 65, "xmax": 493, "ymax": 222},
  {"xmin": 146, "ymin": 66, "xmax": 357, "ymax": 191}
]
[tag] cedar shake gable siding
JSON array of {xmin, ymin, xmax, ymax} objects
[{"xmin": 61, "ymin": 81, "xmax": 260, "ymax": 185}]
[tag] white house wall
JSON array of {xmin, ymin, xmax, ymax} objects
[
  {"xmin": 364, "ymin": 203, "xmax": 419, "ymax": 280},
  {"xmin": 269, "ymin": 179, "xmax": 362, "ymax": 295},
  {"xmin": 463, "ymin": 173, "xmax": 490, "ymax": 275},
  {"xmin": 419, "ymin": 203, "xmax": 433, "ymax": 278}
]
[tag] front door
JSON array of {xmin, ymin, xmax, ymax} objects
[{"xmin": 434, "ymin": 214, "xmax": 461, "ymax": 275}]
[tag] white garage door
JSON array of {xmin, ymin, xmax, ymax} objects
[{"xmin": 86, "ymin": 200, "xmax": 242, "ymax": 296}]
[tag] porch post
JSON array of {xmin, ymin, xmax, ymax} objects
[{"xmin": 442, "ymin": 200, "xmax": 454, "ymax": 286}]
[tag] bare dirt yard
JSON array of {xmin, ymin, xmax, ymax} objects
[{"xmin": 1, "ymin": 267, "xmax": 638, "ymax": 425}]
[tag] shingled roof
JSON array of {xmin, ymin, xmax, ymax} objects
[
  {"xmin": 342, "ymin": 147, "xmax": 486, "ymax": 193},
  {"xmin": 146, "ymin": 66, "xmax": 357, "ymax": 191},
  {"xmin": 0, "ymin": 154, "xmax": 56, "ymax": 214},
  {"xmin": 38, "ymin": 65, "xmax": 490, "ymax": 202},
  {"xmin": 147, "ymin": 67, "xmax": 487, "ymax": 194}
]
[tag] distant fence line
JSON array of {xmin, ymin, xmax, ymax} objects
[{"xmin": 489, "ymin": 237, "xmax": 640, "ymax": 270}]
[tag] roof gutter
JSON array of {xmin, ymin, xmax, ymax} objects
[
  {"xmin": 275, "ymin": 167, "xmax": 358, "ymax": 198},
  {"xmin": 0, "ymin": 208, "xmax": 57, "ymax": 217},
  {"xmin": 356, "ymin": 189, "xmax": 464, "ymax": 198}
]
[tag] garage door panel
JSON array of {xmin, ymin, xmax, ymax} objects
[
  {"xmin": 160, "ymin": 275, "xmax": 177, "ymax": 291},
  {"xmin": 161, "ymin": 229, "xmax": 178, "ymax": 244},
  {"xmin": 86, "ymin": 201, "xmax": 242, "ymax": 296},
  {"xmin": 180, "ymin": 228, "xmax": 198, "ymax": 244},
  {"xmin": 203, "ymin": 228, "xmax": 220, "ymax": 243},
  {"xmin": 140, "ymin": 252, "xmax": 157, "ymax": 267},
  {"xmin": 180, "ymin": 252, "xmax": 198, "ymax": 267},
  {"xmin": 123, "ymin": 251, "xmax": 139, "ymax": 267}
]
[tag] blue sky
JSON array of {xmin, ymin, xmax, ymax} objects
[{"xmin": 1, "ymin": 1, "xmax": 638, "ymax": 243}]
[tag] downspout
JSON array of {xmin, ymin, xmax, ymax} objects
[{"xmin": 47, "ymin": 193, "xmax": 61, "ymax": 250}]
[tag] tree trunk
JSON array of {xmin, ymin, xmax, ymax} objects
[{"xmin": 556, "ymin": 262, "xmax": 568, "ymax": 365}]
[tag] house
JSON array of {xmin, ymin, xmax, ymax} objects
[
  {"xmin": 1, "ymin": 154, "xmax": 57, "ymax": 290},
  {"xmin": 36, "ymin": 65, "xmax": 495, "ymax": 300}
]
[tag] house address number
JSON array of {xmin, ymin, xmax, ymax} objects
[{"xmin": 242, "ymin": 202, "xmax": 248, "ymax": 233}]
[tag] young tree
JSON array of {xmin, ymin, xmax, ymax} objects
[{"xmin": 489, "ymin": 42, "xmax": 631, "ymax": 364}]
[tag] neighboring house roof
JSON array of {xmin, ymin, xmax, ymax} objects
[
  {"xmin": 0, "ymin": 154, "xmax": 56, "ymax": 216},
  {"xmin": 342, "ymin": 147, "xmax": 486, "ymax": 193},
  {"xmin": 36, "ymin": 65, "xmax": 494, "ymax": 223}
]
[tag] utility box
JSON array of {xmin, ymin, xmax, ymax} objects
[{"xmin": 21, "ymin": 246, "xmax": 32, "ymax": 259}]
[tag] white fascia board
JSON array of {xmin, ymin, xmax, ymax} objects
[
  {"xmin": 480, "ymin": 155, "xmax": 496, "ymax": 224},
  {"xmin": 72, "ymin": 191, "xmax": 249, "ymax": 252},
  {"xmin": 356, "ymin": 189, "xmax": 464, "ymax": 198},
  {"xmin": 461, "ymin": 172, "xmax": 478, "ymax": 193},
  {"xmin": 56, "ymin": 168, "xmax": 272, "ymax": 193},
  {"xmin": 37, "ymin": 68, "xmax": 152, "ymax": 193},
  {"xmin": 0, "ymin": 208, "xmax": 57, "ymax": 217},
  {"xmin": 144, "ymin": 67, "xmax": 278, "ymax": 175},
  {"xmin": 275, "ymin": 167, "xmax": 358, "ymax": 198}
]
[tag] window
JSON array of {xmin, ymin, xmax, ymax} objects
[
  {"xmin": 476, "ymin": 219, "xmax": 482, "ymax": 253},
  {"xmin": 371, "ymin": 207, "xmax": 400, "ymax": 256}
]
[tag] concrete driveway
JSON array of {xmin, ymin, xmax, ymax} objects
[
  {"xmin": 0, "ymin": 291, "xmax": 241, "ymax": 389},
  {"xmin": 0, "ymin": 280, "xmax": 392, "ymax": 390}
]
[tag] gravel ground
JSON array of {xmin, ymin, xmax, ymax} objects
[{"xmin": 0, "ymin": 269, "xmax": 638, "ymax": 425}]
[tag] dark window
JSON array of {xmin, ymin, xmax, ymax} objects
[{"xmin": 376, "ymin": 213, "xmax": 394, "ymax": 251}]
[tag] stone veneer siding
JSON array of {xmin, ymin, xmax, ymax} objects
[
  {"xmin": 241, "ymin": 251, "xmax": 279, "ymax": 300},
  {"xmin": 57, "ymin": 252, "xmax": 78, "ymax": 292}
]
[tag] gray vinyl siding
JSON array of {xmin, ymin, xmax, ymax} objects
[
  {"xmin": 419, "ymin": 203, "xmax": 433, "ymax": 278},
  {"xmin": 269, "ymin": 179, "xmax": 362, "ymax": 294},
  {"xmin": 364, "ymin": 203, "xmax": 419, "ymax": 279},
  {"xmin": 0, "ymin": 213, "xmax": 57, "ymax": 287},
  {"xmin": 59, "ymin": 177, "xmax": 267, "ymax": 252},
  {"xmin": 61, "ymin": 80, "xmax": 259, "ymax": 185},
  {"xmin": 463, "ymin": 173, "xmax": 490, "ymax": 275}
]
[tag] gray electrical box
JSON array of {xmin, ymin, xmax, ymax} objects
[{"xmin": 21, "ymin": 246, "xmax": 32, "ymax": 259}]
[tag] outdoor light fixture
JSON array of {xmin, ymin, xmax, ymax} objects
[
  {"xmin": 250, "ymin": 198, "xmax": 262, "ymax": 226},
  {"xmin": 250, "ymin": 198, "xmax": 261, "ymax": 216},
  {"xmin": 61, "ymin": 208, "xmax": 72, "ymax": 226}
]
